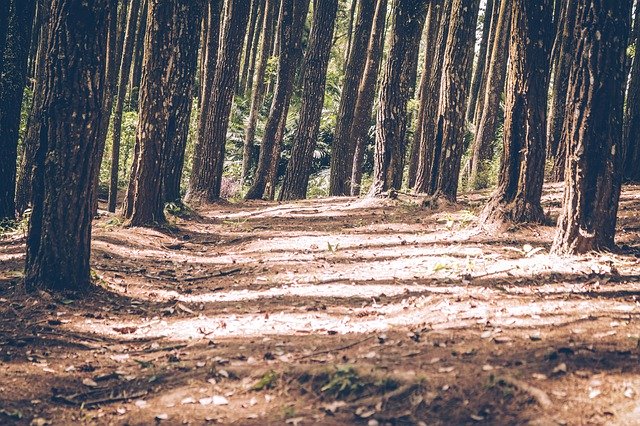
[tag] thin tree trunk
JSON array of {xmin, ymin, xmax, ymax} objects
[
  {"xmin": 239, "ymin": 0, "xmax": 263, "ymax": 95},
  {"xmin": 279, "ymin": 0, "xmax": 338, "ymax": 201},
  {"xmin": 368, "ymin": 0, "xmax": 428, "ymax": 197},
  {"xmin": 0, "ymin": 0, "xmax": 36, "ymax": 220},
  {"xmin": 128, "ymin": 0, "xmax": 148, "ymax": 109},
  {"xmin": 329, "ymin": 0, "xmax": 376, "ymax": 196},
  {"xmin": 413, "ymin": 0, "xmax": 453, "ymax": 194},
  {"xmin": 429, "ymin": 0, "xmax": 480, "ymax": 201},
  {"xmin": 25, "ymin": 0, "xmax": 110, "ymax": 292},
  {"xmin": 552, "ymin": 0, "xmax": 631, "ymax": 254},
  {"xmin": 245, "ymin": 0, "xmax": 310, "ymax": 200},
  {"xmin": 350, "ymin": 0, "xmax": 388, "ymax": 196},
  {"xmin": 624, "ymin": 0, "xmax": 640, "ymax": 182},
  {"xmin": 242, "ymin": 0, "xmax": 277, "ymax": 181},
  {"xmin": 186, "ymin": 0, "xmax": 251, "ymax": 203},
  {"xmin": 345, "ymin": 0, "xmax": 358, "ymax": 64},
  {"xmin": 548, "ymin": 0, "xmax": 577, "ymax": 181},
  {"xmin": 0, "ymin": 1, "xmax": 9, "ymax": 76},
  {"xmin": 108, "ymin": 0, "xmax": 142, "ymax": 213},
  {"xmin": 466, "ymin": 0, "xmax": 494, "ymax": 123},
  {"xmin": 481, "ymin": 0, "xmax": 553, "ymax": 226},
  {"xmin": 467, "ymin": 0, "xmax": 511, "ymax": 190}
]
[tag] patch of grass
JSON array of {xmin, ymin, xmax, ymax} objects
[{"xmin": 252, "ymin": 370, "xmax": 278, "ymax": 391}]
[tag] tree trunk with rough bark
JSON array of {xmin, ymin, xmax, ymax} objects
[
  {"xmin": 25, "ymin": 0, "xmax": 110, "ymax": 292},
  {"xmin": 245, "ymin": 0, "xmax": 310, "ymax": 200},
  {"xmin": 624, "ymin": 0, "xmax": 640, "ymax": 182},
  {"xmin": 242, "ymin": 0, "xmax": 277, "ymax": 181},
  {"xmin": 239, "ymin": 0, "xmax": 263, "ymax": 95},
  {"xmin": 481, "ymin": 0, "xmax": 553, "ymax": 226},
  {"xmin": 552, "ymin": 0, "xmax": 631, "ymax": 254},
  {"xmin": 279, "ymin": 0, "xmax": 338, "ymax": 201},
  {"xmin": 128, "ymin": 0, "xmax": 148, "ymax": 109},
  {"xmin": 368, "ymin": 0, "xmax": 428, "ymax": 197},
  {"xmin": 429, "ymin": 0, "xmax": 480, "ymax": 201},
  {"xmin": 467, "ymin": 0, "xmax": 511, "ymax": 189},
  {"xmin": 329, "ymin": 0, "xmax": 375, "ymax": 196},
  {"xmin": 466, "ymin": 0, "xmax": 494, "ymax": 123},
  {"xmin": 186, "ymin": 0, "xmax": 250, "ymax": 203},
  {"xmin": 0, "ymin": 0, "xmax": 36, "ymax": 220},
  {"xmin": 350, "ymin": 0, "xmax": 388, "ymax": 196}
]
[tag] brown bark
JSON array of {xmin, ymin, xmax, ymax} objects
[
  {"xmin": 186, "ymin": 0, "xmax": 250, "ymax": 203},
  {"xmin": 279, "ymin": 0, "xmax": 338, "ymax": 201},
  {"xmin": 345, "ymin": 0, "xmax": 358, "ymax": 64},
  {"xmin": 350, "ymin": 0, "xmax": 388, "ymax": 196},
  {"xmin": 0, "ymin": 0, "xmax": 36, "ymax": 220},
  {"xmin": 239, "ymin": 0, "xmax": 263, "ymax": 95},
  {"xmin": 108, "ymin": 0, "xmax": 142, "ymax": 213},
  {"xmin": 467, "ymin": 0, "xmax": 511, "ymax": 190},
  {"xmin": 329, "ymin": 0, "xmax": 376, "ymax": 196},
  {"xmin": 242, "ymin": 0, "xmax": 277, "ymax": 181},
  {"xmin": 481, "ymin": 0, "xmax": 553, "ymax": 226},
  {"xmin": 368, "ymin": 0, "xmax": 428, "ymax": 197},
  {"xmin": 548, "ymin": 0, "xmax": 578, "ymax": 181},
  {"xmin": 624, "ymin": 1, "xmax": 640, "ymax": 182},
  {"xmin": 25, "ymin": 0, "xmax": 110, "ymax": 292},
  {"xmin": 128, "ymin": 0, "xmax": 148, "ymax": 109},
  {"xmin": 245, "ymin": 0, "xmax": 310, "ymax": 200},
  {"xmin": 552, "ymin": 0, "xmax": 631, "ymax": 254},
  {"xmin": 197, "ymin": 0, "xmax": 223, "ymax": 145},
  {"xmin": 124, "ymin": 0, "xmax": 203, "ymax": 225},
  {"xmin": 466, "ymin": 0, "xmax": 495, "ymax": 123},
  {"xmin": 429, "ymin": 0, "xmax": 480, "ymax": 201},
  {"xmin": 413, "ymin": 0, "xmax": 453, "ymax": 194}
]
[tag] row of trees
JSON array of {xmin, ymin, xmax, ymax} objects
[{"xmin": 0, "ymin": 0, "xmax": 636, "ymax": 292}]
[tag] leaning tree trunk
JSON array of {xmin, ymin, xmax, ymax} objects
[
  {"xmin": 329, "ymin": 0, "xmax": 376, "ymax": 196},
  {"xmin": 350, "ymin": 0, "xmax": 388, "ymax": 196},
  {"xmin": 245, "ymin": 0, "xmax": 310, "ymax": 200},
  {"xmin": 623, "ymin": 1, "xmax": 640, "ymax": 182},
  {"xmin": 279, "ymin": 0, "xmax": 338, "ymax": 201},
  {"xmin": 0, "ymin": 0, "xmax": 36, "ymax": 220},
  {"xmin": 186, "ymin": 0, "xmax": 250, "ymax": 203},
  {"xmin": 128, "ymin": 0, "xmax": 148, "ymax": 109},
  {"xmin": 467, "ymin": 0, "xmax": 511, "ymax": 190},
  {"xmin": 14, "ymin": 0, "xmax": 50, "ymax": 216},
  {"xmin": 197, "ymin": 0, "xmax": 223, "ymax": 145},
  {"xmin": 551, "ymin": 0, "xmax": 631, "ymax": 255},
  {"xmin": 368, "ymin": 0, "xmax": 428, "ymax": 197},
  {"xmin": 108, "ymin": 0, "xmax": 142, "ymax": 213},
  {"xmin": 407, "ymin": 1, "xmax": 444, "ymax": 189},
  {"xmin": 124, "ymin": 0, "xmax": 203, "ymax": 225},
  {"xmin": 242, "ymin": 0, "xmax": 277, "ymax": 182},
  {"xmin": 548, "ymin": 0, "xmax": 578, "ymax": 181},
  {"xmin": 466, "ymin": 0, "xmax": 495, "ymax": 123},
  {"xmin": 481, "ymin": 0, "xmax": 553, "ymax": 226},
  {"xmin": 25, "ymin": 0, "xmax": 110, "ymax": 293},
  {"xmin": 429, "ymin": 0, "xmax": 480, "ymax": 201},
  {"xmin": 413, "ymin": 0, "xmax": 453, "ymax": 194},
  {"xmin": 239, "ymin": 0, "xmax": 264, "ymax": 95},
  {"xmin": 161, "ymin": 3, "xmax": 203, "ymax": 203}
]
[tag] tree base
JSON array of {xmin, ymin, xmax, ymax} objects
[{"xmin": 480, "ymin": 197, "xmax": 547, "ymax": 229}]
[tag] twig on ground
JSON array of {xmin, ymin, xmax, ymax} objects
[
  {"xmin": 498, "ymin": 375, "xmax": 552, "ymax": 409},
  {"xmin": 297, "ymin": 336, "xmax": 374, "ymax": 360}
]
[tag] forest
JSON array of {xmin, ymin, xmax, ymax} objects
[{"xmin": 1, "ymin": 0, "xmax": 640, "ymax": 424}]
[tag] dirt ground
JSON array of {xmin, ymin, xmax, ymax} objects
[{"xmin": 2, "ymin": 183, "xmax": 640, "ymax": 425}]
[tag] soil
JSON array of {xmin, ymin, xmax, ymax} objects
[{"xmin": 1, "ymin": 183, "xmax": 640, "ymax": 425}]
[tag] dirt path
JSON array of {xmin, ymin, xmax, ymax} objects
[{"xmin": 2, "ymin": 184, "xmax": 640, "ymax": 425}]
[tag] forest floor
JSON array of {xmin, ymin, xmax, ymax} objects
[{"xmin": 2, "ymin": 183, "xmax": 640, "ymax": 425}]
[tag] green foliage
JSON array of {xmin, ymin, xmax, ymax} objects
[
  {"xmin": 252, "ymin": 370, "xmax": 278, "ymax": 391},
  {"xmin": 320, "ymin": 366, "xmax": 365, "ymax": 398}
]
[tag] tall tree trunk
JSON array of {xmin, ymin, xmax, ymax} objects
[
  {"xmin": 481, "ymin": 0, "xmax": 553, "ymax": 226},
  {"xmin": 108, "ymin": 0, "xmax": 142, "ymax": 213},
  {"xmin": 552, "ymin": 0, "xmax": 631, "ymax": 254},
  {"xmin": 624, "ymin": 0, "xmax": 640, "ymax": 182},
  {"xmin": 26, "ymin": 0, "xmax": 42, "ymax": 81},
  {"xmin": 186, "ymin": 0, "xmax": 250, "ymax": 203},
  {"xmin": 329, "ymin": 0, "xmax": 376, "ymax": 196},
  {"xmin": 368, "ymin": 0, "xmax": 428, "ymax": 197},
  {"xmin": 124, "ymin": 0, "xmax": 204, "ymax": 225},
  {"xmin": 466, "ymin": 0, "xmax": 495, "ymax": 123},
  {"xmin": 239, "ymin": 0, "xmax": 263, "ymax": 95},
  {"xmin": 467, "ymin": 0, "xmax": 511, "ymax": 190},
  {"xmin": 0, "ymin": 1, "xmax": 9, "ymax": 75},
  {"xmin": 407, "ymin": 2, "xmax": 442, "ymax": 189},
  {"xmin": 429, "ymin": 0, "xmax": 480, "ymax": 201},
  {"xmin": 161, "ymin": 3, "xmax": 203, "ymax": 203},
  {"xmin": 413, "ymin": 0, "xmax": 453, "ymax": 194},
  {"xmin": 548, "ymin": 0, "xmax": 578, "ymax": 181},
  {"xmin": 14, "ymin": 0, "xmax": 49, "ymax": 216},
  {"xmin": 242, "ymin": 0, "xmax": 277, "ymax": 181},
  {"xmin": 345, "ymin": 0, "xmax": 358, "ymax": 64},
  {"xmin": 128, "ymin": 0, "xmax": 148, "ymax": 110},
  {"xmin": 25, "ymin": 0, "xmax": 110, "ymax": 292},
  {"xmin": 245, "ymin": 0, "xmax": 310, "ymax": 200},
  {"xmin": 0, "ymin": 0, "xmax": 36, "ymax": 220},
  {"xmin": 350, "ymin": 0, "xmax": 388, "ymax": 196},
  {"xmin": 279, "ymin": 0, "xmax": 338, "ymax": 201}
]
